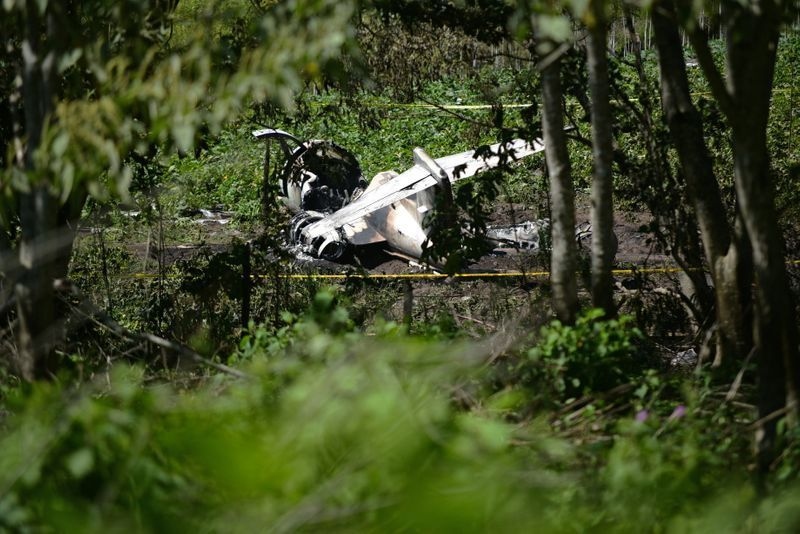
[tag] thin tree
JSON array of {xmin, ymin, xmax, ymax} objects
[
  {"xmin": 656, "ymin": 0, "xmax": 800, "ymax": 474},
  {"xmin": 541, "ymin": 50, "xmax": 579, "ymax": 324},
  {"xmin": 586, "ymin": 0, "xmax": 616, "ymax": 316},
  {"xmin": 1, "ymin": 0, "xmax": 358, "ymax": 380},
  {"xmin": 651, "ymin": 0, "xmax": 753, "ymax": 366}
]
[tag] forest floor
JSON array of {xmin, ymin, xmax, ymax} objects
[
  {"xmin": 117, "ymin": 196, "xmax": 670, "ymax": 277},
  {"xmin": 78, "ymin": 194, "xmax": 800, "ymax": 370},
  {"xmin": 88, "ymin": 195, "xmax": 692, "ymax": 352}
]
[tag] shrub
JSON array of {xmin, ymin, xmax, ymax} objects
[{"xmin": 522, "ymin": 308, "xmax": 644, "ymax": 401}]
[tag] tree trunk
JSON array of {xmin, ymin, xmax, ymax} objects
[
  {"xmin": 651, "ymin": 0, "xmax": 753, "ymax": 365},
  {"xmin": 15, "ymin": 188, "xmax": 61, "ymax": 379},
  {"xmin": 541, "ymin": 55, "xmax": 578, "ymax": 324},
  {"xmin": 0, "ymin": 230, "xmax": 14, "ymax": 323},
  {"xmin": 673, "ymin": 0, "xmax": 800, "ymax": 474},
  {"xmin": 624, "ymin": 4, "xmax": 715, "ymax": 323},
  {"xmin": 13, "ymin": 0, "xmax": 59, "ymax": 380},
  {"xmin": 723, "ymin": 3, "xmax": 800, "ymax": 474},
  {"xmin": 586, "ymin": 3, "xmax": 616, "ymax": 316}
]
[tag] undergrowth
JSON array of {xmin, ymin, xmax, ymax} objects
[
  {"xmin": 19, "ymin": 32, "xmax": 799, "ymax": 532},
  {"xmin": 1, "ymin": 291, "xmax": 798, "ymax": 532}
]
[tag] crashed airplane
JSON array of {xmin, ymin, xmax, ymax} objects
[{"xmin": 252, "ymin": 128, "xmax": 567, "ymax": 266}]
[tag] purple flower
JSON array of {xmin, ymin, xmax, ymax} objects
[
  {"xmin": 635, "ymin": 409, "xmax": 649, "ymax": 423},
  {"xmin": 669, "ymin": 405, "xmax": 687, "ymax": 420}
]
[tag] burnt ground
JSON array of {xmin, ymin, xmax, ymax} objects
[
  {"xmin": 111, "ymin": 201, "xmax": 684, "ymax": 333},
  {"xmin": 335, "ymin": 201, "xmax": 669, "ymax": 276},
  {"xmin": 75, "ymin": 200, "xmax": 800, "ymax": 368},
  {"xmin": 77, "ymin": 200, "xmax": 725, "ymax": 364},
  {"xmin": 116, "ymin": 200, "xmax": 672, "ymax": 276}
]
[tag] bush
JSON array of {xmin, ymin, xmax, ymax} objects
[
  {"xmin": 522, "ymin": 308, "xmax": 644, "ymax": 401},
  {"xmin": 1, "ymin": 296, "xmax": 799, "ymax": 532}
]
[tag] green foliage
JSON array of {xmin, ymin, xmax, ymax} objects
[
  {"xmin": 6, "ymin": 3, "xmax": 800, "ymax": 530},
  {"xmin": 236, "ymin": 287, "xmax": 356, "ymax": 362},
  {"xmin": 523, "ymin": 309, "xmax": 643, "ymax": 400},
  {"xmin": 770, "ymin": 32, "xmax": 800, "ymax": 224},
  {"xmin": 358, "ymin": 10, "xmax": 502, "ymax": 102},
  {"xmin": 0, "ymin": 299, "xmax": 799, "ymax": 532},
  {"xmin": 599, "ymin": 409, "xmax": 737, "ymax": 529},
  {"xmin": 0, "ymin": 0, "xmax": 361, "ymax": 239},
  {"xmin": 162, "ymin": 124, "xmax": 266, "ymax": 217},
  {"xmin": 0, "ymin": 327, "xmax": 554, "ymax": 531}
]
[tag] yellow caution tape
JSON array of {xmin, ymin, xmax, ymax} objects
[
  {"xmin": 264, "ymin": 271, "xmax": 547, "ymax": 279},
  {"xmin": 375, "ymin": 103, "xmax": 533, "ymax": 110},
  {"xmin": 119, "ymin": 259, "xmax": 800, "ymax": 281},
  {"xmin": 318, "ymin": 88, "xmax": 795, "ymax": 111}
]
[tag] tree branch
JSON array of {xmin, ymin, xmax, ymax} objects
[
  {"xmin": 536, "ymin": 41, "xmax": 572, "ymax": 72},
  {"xmin": 59, "ymin": 281, "xmax": 251, "ymax": 380},
  {"xmin": 686, "ymin": 20, "xmax": 735, "ymax": 121}
]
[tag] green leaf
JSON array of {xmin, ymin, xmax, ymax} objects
[
  {"xmin": 58, "ymin": 49, "xmax": 83, "ymax": 73},
  {"xmin": 116, "ymin": 166, "xmax": 132, "ymax": 201},
  {"xmin": 59, "ymin": 163, "xmax": 74, "ymax": 204},
  {"xmin": 65, "ymin": 448, "xmax": 95, "ymax": 479},
  {"xmin": 52, "ymin": 132, "xmax": 69, "ymax": 158},
  {"xmin": 537, "ymin": 15, "xmax": 572, "ymax": 44},
  {"xmin": 566, "ymin": 0, "xmax": 590, "ymax": 18},
  {"xmin": 172, "ymin": 122, "xmax": 194, "ymax": 153}
]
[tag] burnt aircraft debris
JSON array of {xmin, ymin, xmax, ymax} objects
[{"xmin": 252, "ymin": 127, "xmax": 590, "ymax": 267}]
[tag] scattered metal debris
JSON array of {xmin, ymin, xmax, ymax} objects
[
  {"xmin": 194, "ymin": 208, "xmax": 233, "ymax": 225},
  {"xmin": 486, "ymin": 220, "xmax": 550, "ymax": 251},
  {"xmin": 252, "ymin": 128, "xmax": 590, "ymax": 267},
  {"xmin": 670, "ymin": 348, "xmax": 698, "ymax": 370}
]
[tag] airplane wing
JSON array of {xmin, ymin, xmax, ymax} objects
[
  {"xmin": 300, "ymin": 138, "xmax": 545, "ymax": 244},
  {"xmin": 432, "ymin": 137, "xmax": 544, "ymax": 180}
]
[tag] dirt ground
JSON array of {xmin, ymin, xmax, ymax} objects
[
  {"xmin": 81, "ymin": 198, "xmax": 799, "ymax": 365},
  {"xmin": 118, "ymin": 197, "xmax": 673, "ymax": 277},
  {"xmin": 91, "ymin": 198, "xmax": 710, "ymax": 361},
  {"xmin": 340, "ymin": 200, "xmax": 670, "ymax": 276}
]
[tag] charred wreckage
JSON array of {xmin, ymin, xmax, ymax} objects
[{"xmin": 252, "ymin": 128, "xmax": 589, "ymax": 268}]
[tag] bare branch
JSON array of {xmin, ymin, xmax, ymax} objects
[
  {"xmin": 725, "ymin": 347, "xmax": 757, "ymax": 402},
  {"xmin": 136, "ymin": 331, "xmax": 250, "ymax": 379},
  {"xmin": 473, "ymin": 50, "xmax": 535, "ymax": 64},
  {"xmin": 59, "ymin": 281, "xmax": 251, "ymax": 380},
  {"xmin": 536, "ymin": 41, "xmax": 572, "ymax": 72},
  {"xmin": 747, "ymin": 400, "xmax": 798, "ymax": 431},
  {"xmin": 685, "ymin": 21, "xmax": 735, "ymax": 121}
]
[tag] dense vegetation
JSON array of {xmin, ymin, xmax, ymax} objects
[{"xmin": 2, "ymin": 0, "xmax": 800, "ymax": 530}]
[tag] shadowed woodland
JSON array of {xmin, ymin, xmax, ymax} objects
[{"xmin": 2, "ymin": 0, "xmax": 800, "ymax": 530}]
